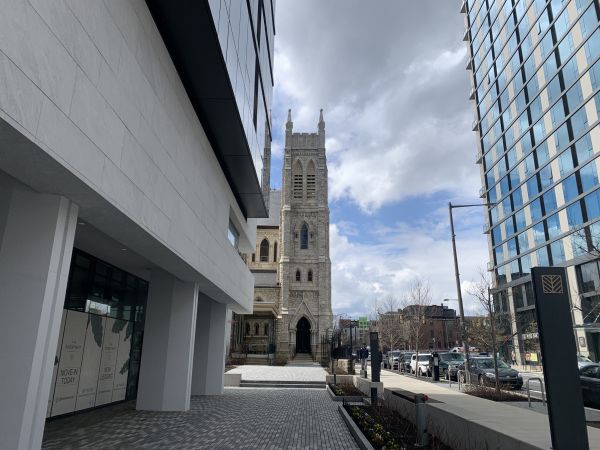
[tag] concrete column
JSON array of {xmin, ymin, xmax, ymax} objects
[
  {"xmin": 192, "ymin": 294, "xmax": 228, "ymax": 395},
  {"xmin": 136, "ymin": 269, "xmax": 198, "ymax": 411},
  {"xmin": 0, "ymin": 178, "xmax": 78, "ymax": 450}
]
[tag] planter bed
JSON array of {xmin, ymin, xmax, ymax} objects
[
  {"xmin": 341, "ymin": 404, "xmax": 454, "ymax": 450},
  {"xmin": 462, "ymin": 385, "xmax": 541, "ymax": 402},
  {"xmin": 327, "ymin": 383, "xmax": 366, "ymax": 402}
]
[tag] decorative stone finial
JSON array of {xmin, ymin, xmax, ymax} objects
[
  {"xmin": 318, "ymin": 109, "xmax": 325, "ymax": 132},
  {"xmin": 286, "ymin": 109, "xmax": 293, "ymax": 131}
]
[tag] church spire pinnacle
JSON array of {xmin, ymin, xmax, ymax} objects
[
  {"xmin": 318, "ymin": 109, "xmax": 325, "ymax": 132},
  {"xmin": 286, "ymin": 109, "xmax": 293, "ymax": 132}
]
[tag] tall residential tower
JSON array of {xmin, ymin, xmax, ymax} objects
[{"xmin": 464, "ymin": 0, "xmax": 600, "ymax": 363}]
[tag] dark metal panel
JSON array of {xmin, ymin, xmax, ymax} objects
[
  {"xmin": 531, "ymin": 267, "xmax": 588, "ymax": 450},
  {"xmin": 145, "ymin": 0, "xmax": 267, "ymax": 218}
]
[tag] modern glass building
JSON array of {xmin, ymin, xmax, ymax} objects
[
  {"xmin": 0, "ymin": 1, "xmax": 275, "ymax": 448},
  {"xmin": 463, "ymin": 0, "xmax": 600, "ymax": 363}
]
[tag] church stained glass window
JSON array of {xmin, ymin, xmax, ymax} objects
[{"xmin": 301, "ymin": 223, "xmax": 309, "ymax": 249}]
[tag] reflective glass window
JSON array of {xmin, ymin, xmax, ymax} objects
[
  {"xmin": 584, "ymin": 189, "xmax": 600, "ymax": 220},
  {"xmin": 546, "ymin": 213, "xmax": 561, "ymax": 239},
  {"xmin": 533, "ymin": 221, "xmax": 546, "ymax": 245},
  {"xmin": 566, "ymin": 201, "xmax": 583, "ymax": 229},
  {"xmin": 581, "ymin": 159, "xmax": 599, "ymax": 192},
  {"xmin": 562, "ymin": 173, "xmax": 579, "ymax": 202},
  {"xmin": 550, "ymin": 239, "xmax": 566, "ymax": 264},
  {"xmin": 543, "ymin": 189, "xmax": 558, "ymax": 214}
]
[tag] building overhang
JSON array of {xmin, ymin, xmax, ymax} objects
[{"xmin": 145, "ymin": 0, "xmax": 267, "ymax": 218}]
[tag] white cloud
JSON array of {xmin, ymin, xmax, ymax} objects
[
  {"xmin": 330, "ymin": 217, "xmax": 488, "ymax": 318},
  {"xmin": 273, "ymin": 0, "xmax": 478, "ymax": 213}
]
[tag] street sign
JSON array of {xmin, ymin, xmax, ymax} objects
[
  {"xmin": 358, "ymin": 316, "xmax": 368, "ymax": 330},
  {"xmin": 531, "ymin": 267, "xmax": 588, "ymax": 450}
]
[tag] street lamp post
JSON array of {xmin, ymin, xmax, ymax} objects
[{"xmin": 448, "ymin": 201, "xmax": 495, "ymax": 377}]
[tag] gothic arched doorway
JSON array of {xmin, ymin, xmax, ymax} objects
[{"xmin": 296, "ymin": 317, "xmax": 311, "ymax": 354}]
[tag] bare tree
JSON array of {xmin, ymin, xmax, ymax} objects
[
  {"xmin": 467, "ymin": 271, "xmax": 501, "ymax": 394},
  {"xmin": 375, "ymin": 295, "xmax": 404, "ymax": 352},
  {"xmin": 403, "ymin": 279, "xmax": 432, "ymax": 377}
]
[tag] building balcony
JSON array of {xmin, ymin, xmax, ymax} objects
[
  {"xmin": 487, "ymin": 261, "xmax": 494, "ymax": 271},
  {"xmin": 483, "ymin": 222, "xmax": 491, "ymax": 234},
  {"xmin": 463, "ymin": 28, "xmax": 470, "ymax": 42},
  {"xmin": 460, "ymin": 0, "xmax": 467, "ymax": 13},
  {"xmin": 472, "ymin": 120, "xmax": 479, "ymax": 131},
  {"xmin": 466, "ymin": 57, "xmax": 473, "ymax": 71},
  {"xmin": 479, "ymin": 187, "xmax": 486, "ymax": 198},
  {"xmin": 469, "ymin": 86, "xmax": 476, "ymax": 100},
  {"xmin": 475, "ymin": 150, "xmax": 483, "ymax": 164}
]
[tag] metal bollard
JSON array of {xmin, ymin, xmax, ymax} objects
[
  {"xmin": 414, "ymin": 394, "xmax": 430, "ymax": 447},
  {"xmin": 526, "ymin": 377, "xmax": 546, "ymax": 408}
]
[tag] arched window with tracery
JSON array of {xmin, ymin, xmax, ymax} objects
[
  {"xmin": 300, "ymin": 223, "xmax": 309, "ymax": 249},
  {"xmin": 260, "ymin": 238, "xmax": 269, "ymax": 262},
  {"xmin": 293, "ymin": 160, "xmax": 303, "ymax": 199},
  {"xmin": 254, "ymin": 323, "xmax": 260, "ymax": 335},
  {"xmin": 306, "ymin": 160, "xmax": 316, "ymax": 200},
  {"xmin": 245, "ymin": 323, "xmax": 250, "ymax": 335},
  {"xmin": 264, "ymin": 323, "xmax": 269, "ymax": 336},
  {"xmin": 273, "ymin": 242, "xmax": 278, "ymax": 262},
  {"xmin": 295, "ymin": 269, "xmax": 301, "ymax": 282},
  {"xmin": 308, "ymin": 270, "xmax": 313, "ymax": 282}
]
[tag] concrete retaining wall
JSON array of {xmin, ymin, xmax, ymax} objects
[
  {"xmin": 223, "ymin": 373, "xmax": 241, "ymax": 387},
  {"xmin": 382, "ymin": 388, "xmax": 542, "ymax": 450}
]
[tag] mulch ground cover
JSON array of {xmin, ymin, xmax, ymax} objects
[
  {"xmin": 463, "ymin": 384, "xmax": 540, "ymax": 402},
  {"xmin": 344, "ymin": 404, "xmax": 454, "ymax": 450},
  {"xmin": 328, "ymin": 383, "xmax": 365, "ymax": 396}
]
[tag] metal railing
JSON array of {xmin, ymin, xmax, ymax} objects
[{"xmin": 526, "ymin": 377, "xmax": 546, "ymax": 408}]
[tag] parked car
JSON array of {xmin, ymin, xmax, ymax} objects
[
  {"xmin": 438, "ymin": 352, "xmax": 464, "ymax": 380},
  {"xmin": 578, "ymin": 354, "xmax": 594, "ymax": 369},
  {"xmin": 410, "ymin": 353, "xmax": 432, "ymax": 376},
  {"xmin": 457, "ymin": 357, "xmax": 523, "ymax": 389},
  {"xmin": 399, "ymin": 352, "xmax": 414, "ymax": 373},
  {"xmin": 387, "ymin": 350, "xmax": 401, "ymax": 370},
  {"xmin": 580, "ymin": 363, "xmax": 600, "ymax": 409}
]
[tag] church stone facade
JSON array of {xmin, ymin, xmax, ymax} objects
[{"xmin": 230, "ymin": 110, "xmax": 332, "ymax": 364}]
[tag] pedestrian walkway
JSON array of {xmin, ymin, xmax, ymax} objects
[
  {"xmin": 42, "ymin": 388, "xmax": 358, "ymax": 449},
  {"xmin": 227, "ymin": 364, "xmax": 327, "ymax": 382},
  {"xmin": 375, "ymin": 368, "xmax": 600, "ymax": 449}
]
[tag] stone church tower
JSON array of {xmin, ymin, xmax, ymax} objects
[
  {"xmin": 228, "ymin": 110, "xmax": 332, "ymax": 365},
  {"xmin": 277, "ymin": 109, "xmax": 332, "ymax": 361}
]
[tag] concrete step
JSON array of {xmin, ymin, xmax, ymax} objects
[
  {"xmin": 239, "ymin": 381, "xmax": 325, "ymax": 389},
  {"xmin": 244, "ymin": 359, "xmax": 269, "ymax": 365}
]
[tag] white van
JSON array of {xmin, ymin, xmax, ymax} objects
[{"xmin": 410, "ymin": 353, "xmax": 432, "ymax": 376}]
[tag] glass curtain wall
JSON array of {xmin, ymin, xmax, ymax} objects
[{"xmin": 465, "ymin": 0, "xmax": 600, "ymax": 359}]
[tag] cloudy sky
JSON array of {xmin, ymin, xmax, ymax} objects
[{"xmin": 271, "ymin": 1, "xmax": 488, "ymax": 316}]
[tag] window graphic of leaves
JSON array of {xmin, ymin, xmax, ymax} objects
[
  {"xmin": 125, "ymin": 321, "xmax": 134, "ymax": 341},
  {"xmin": 90, "ymin": 315, "xmax": 104, "ymax": 348},
  {"xmin": 112, "ymin": 318, "xmax": 127, "ymax": 334},
  {"xmin": 120, "ymin": 358, "xmax": 130, "ymax": 375}
]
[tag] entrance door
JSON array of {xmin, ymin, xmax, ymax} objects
[{"xmin": 296, "ymin": 317, "xmax": 311, "ymax": 354}]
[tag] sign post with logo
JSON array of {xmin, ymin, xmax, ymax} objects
[{"xmin": 531, "ymin": 267, "xmax": 588, "ymax": 450}]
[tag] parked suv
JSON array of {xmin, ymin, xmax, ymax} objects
[
  {"xmin": 410, "ymin": 353, "xmax": 432, "ymax": 376},
  {"xmin": 438, "ymin": 352, "xmax": 464, "ymax": 380}
]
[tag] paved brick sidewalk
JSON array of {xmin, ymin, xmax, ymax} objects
[
  {"xmin": 227, "ymin": 365, "xmax": 327, "ymax": 382},
  {"xmin": 42, "ymin": 388, "xmax": 357, "ymax": 449}
]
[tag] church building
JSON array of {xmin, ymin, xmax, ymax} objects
[{"xmin": 229, "ymin": 110, "xmax": 332, "ymax": 364}]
